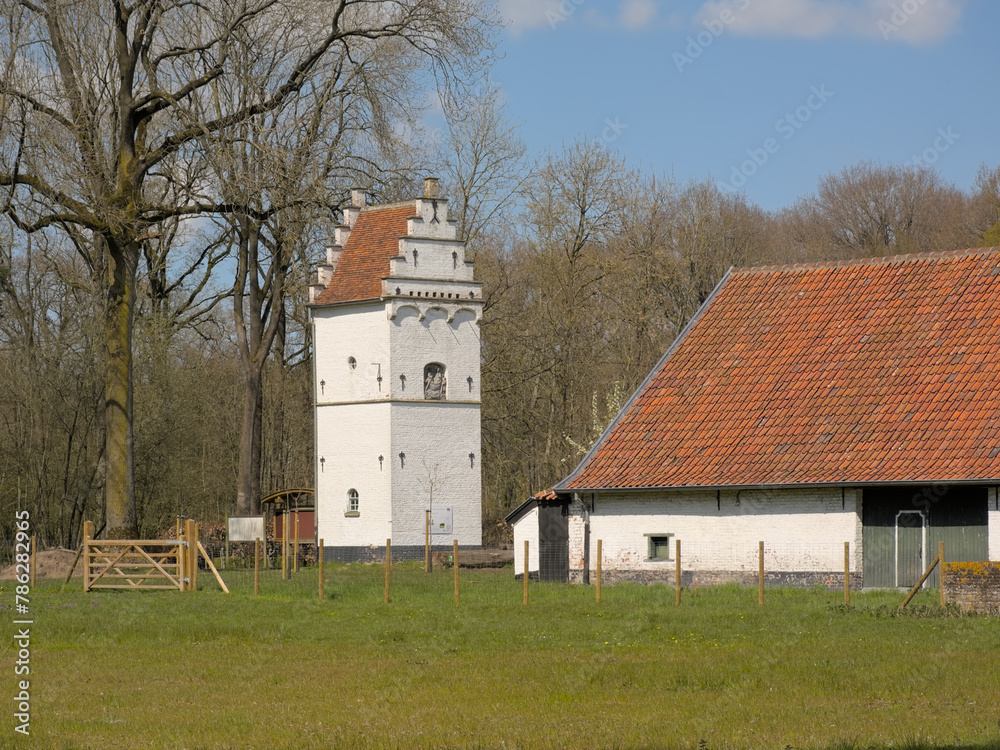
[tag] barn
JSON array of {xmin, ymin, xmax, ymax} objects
[{"xmin": 509, "ymin": 248, "xmax": 1000, "ymax": 587}]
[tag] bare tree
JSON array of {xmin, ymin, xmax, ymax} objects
[
  {"xmin": 440, "ymin": 77, "xmax": 527, "ymax": 247},
  {"xmin": 779, "ymin": 162, "xmax": 968, "ymax": 260},
  {"xmin": 968, "ymin": 164, "xmax": 1000, "ymax": 247},
  {"xmin": 0, "ymin": 0, "xmax": 496, "ymax": 536}
]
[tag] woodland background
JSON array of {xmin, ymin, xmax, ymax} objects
[{"xmin": 2, "ymin": 0, "xmax": 999, "ymax": 550}]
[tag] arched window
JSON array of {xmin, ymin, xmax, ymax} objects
[
  {"xmin": 423, "ymin": 363, "xmax": 446, "ymax": 400},
  {"xmin": 347, "ymin": 489, "xmax": 359, "ymax": 514}
]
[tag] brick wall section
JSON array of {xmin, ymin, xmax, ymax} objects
[{"xmin": 943, "ymin": 561, "xmax": 1000, "ymax": 613}]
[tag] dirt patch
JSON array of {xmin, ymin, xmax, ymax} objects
[
  {"xmin": 431, "ymin": 549, "xmax": 514, "ymax": 569},
  {"xmin": 0, "ymin": 548, "xmax": 82, "ymax": 580}
]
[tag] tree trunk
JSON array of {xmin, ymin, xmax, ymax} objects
[
  {"xmin": 236, "ymin": 366, "xmax": 262, "ymax": 516},
  {"xmin": 103, "ymin": 237, "xmax": 139, "ymax": 538}
]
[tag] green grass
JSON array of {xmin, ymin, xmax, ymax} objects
[{"xmin": 3, "ymin": 566, "xmax": 999, "ymax": 750}]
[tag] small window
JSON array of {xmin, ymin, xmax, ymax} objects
[
  {"xmin": 348, "ymin": 357, "xmax": 357, "ymax": 370},
  {"xmin": 346, "ymin": 489, "xmax": 359, "ymax": 516},
  {"xmin": 646, "ymin": 533, "xmax": 674, "ymax": 561}
]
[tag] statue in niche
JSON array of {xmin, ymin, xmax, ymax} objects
[{"xmin": 424, "ymin": 363, "xmax": 446, "ymax": 400}]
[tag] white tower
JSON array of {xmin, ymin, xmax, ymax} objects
[{"xmin": 308, "ymin": 179, "xmax": 483, "ymax": 559}]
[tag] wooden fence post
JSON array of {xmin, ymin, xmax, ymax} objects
[
  {"xmin": 178, "ymin": 524, "xmax": 186, "ymax": 592},
  {"xmin": 195, "ymin": 521, "xmax": 201, "ymax": 591},
  {"xmin": 424, "ymin": 510, "xmax": 431, "ymax": 573},
  {"xmin": 384, "ymin": 539, "xmax": 391, "ymax": 604},
  {"xmin": 282, "ymin": 512, "xmax": 288, "ymax": 580},
  {"xmin": 844, "ymin": 541, "xmax": 851, "ymax": 606},
  {"xmin": 29, "ymin": 535, "xmax": 36, "ymax": 589},
  {"xmin": 523, "ymin": 540, "xmax": 529, "ymax": 606},
  {"xmin": 254, "ymin": 538, "xmax": 260, "ymax": 596},
  {"xmin": 293, "ymin": 511, "xmax": 300, "ymax": 574},
  {"xmin": 675, "ymin": 539, "xmax": 682, "ymax": 606},
  {"xmin": 318, "ymin": 539, "xmax": 325, "ymax": 601},
  {"xmin": 61, "ymin": 544, "xmax": 84, "ymax": 593},
  {"xmin": 82, "ymin": 520, "xmax": 94, "ymax": 592},
  {"xmin": 224, "ymin": 515, "xmax": 230, "ymax": 570},
  {"xmin": 758, "ymin": 541, "xmax": 764, "ymax": 608},
  {"xmin": 939, "ymin": 541, "xmax": 945, "ymax": 607},
  {"xmin": 453, "ymin": 539, "xmax": 459, "ymax": 605},
  {"xmin": 900, "ymin": 548, "xmax": 943, "ymax": 609},
  {"xmin": 186, "ymin": 519, "xmax": 197, "ymax": 592},
  {"xmin": 595, "ymin": 539, "xmax": 602, "ymax": 604}
]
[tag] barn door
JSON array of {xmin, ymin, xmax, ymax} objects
[
  {"xmin": 895, "ymin": 510, "xmax": 926, "ymax": 588},
  {"xmin": 538, "ymin": 501, "xmax": 568, "ymax": 583}
]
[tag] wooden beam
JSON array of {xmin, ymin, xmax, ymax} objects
[
  {"xmin": 900, "ymin": 552, "xmax": 941, "ymax": 609},
  {"xmin": 197, "ymin": 541, "xmax": 229, "ymax": 594}
]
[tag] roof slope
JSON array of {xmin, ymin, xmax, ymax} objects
[
  {"xmin": 559, "ymin": 248, "xmax": 1000, "ymax": 490},
  {"xmin": 313, "ymin": 204, "xmax": 414, "ymax": 305}
]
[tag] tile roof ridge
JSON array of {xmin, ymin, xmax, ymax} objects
[
  {"xmin": 733, "ymin": 246, "xmax": 1000, "ymax": 275},
  {"xmin": 358, "ymin": 200, "xmax": 418, "ymax": 214}
]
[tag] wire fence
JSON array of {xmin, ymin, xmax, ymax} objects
[
  {"xmin": 179, "ymin": 537, "xmax": 870, "ymax": 608},
  {"xmin": 14, "ymin": 533, "xmax": 963, "ymax": 612}
]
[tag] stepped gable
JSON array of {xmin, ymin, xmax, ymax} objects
[{"xmin": 313, "ymin": 203, "xmax": 415, "ymax": 305}]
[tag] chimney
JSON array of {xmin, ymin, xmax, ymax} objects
[
  {"xmin": 423, "ymin": 177, "xmax": 440, "ymax": 199},
  {"xmin": 343, "ymin": 188, "xmax": 365, "ymax": 228}
]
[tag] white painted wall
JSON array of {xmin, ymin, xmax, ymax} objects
[
  {"xmin": 989, "ymin": 487, "xmax": 1000, "ymax": 561},
  {"xmin": 390, "ymin": 308, "xmax": 481, "ymax": 402},
  {"xmin": 313, "ymin": 304, "xmax": 390, "ymax": 404},
  {"xmin": 315, "ymin": 401, "xmax": 393, "ymax": 547},
  {"xmin": 513, "ymin": 506, "xmax": 539, "ymax": 576},
  {"xmin": 389, "ymin": 401, "xmax": 481, "ymax": 547},
  {"xmin": 581, "ymin": 487, "xmax": 860, "ymax": 575}
]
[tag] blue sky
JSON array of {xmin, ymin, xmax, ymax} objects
[{"xmin": 491, "ymin": 0, "xmax": 999, "ymax": 211}]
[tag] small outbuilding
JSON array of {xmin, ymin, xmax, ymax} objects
[{"xmin": 510, "ymin": 248, "xmax": 1000, "ymax": 587}]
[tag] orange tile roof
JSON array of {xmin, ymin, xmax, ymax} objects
[
  {"xmin": 558, "ymin": 248, "xmax": 1000, "ymax": 490},
  {"xmin": 313, "ymin": 204, "xmax": 415, "ymax": 305}
]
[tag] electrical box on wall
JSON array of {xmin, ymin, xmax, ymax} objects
[{"xmin": 427, "ymin": 506, "xmax": 453, "ymax": 535}]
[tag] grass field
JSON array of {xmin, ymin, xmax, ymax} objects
[{"xmin": 3, "ymin": 564, "xmax": 999, "ymax": 750}]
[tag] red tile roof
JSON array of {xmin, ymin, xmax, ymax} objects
[
  {"xmin": 558, "ymin": 248, "xmax": 1000, "ymax": 490},
  {"xmin": 313, "ymin": 204, "xmax": 415, "ymax": 305}
]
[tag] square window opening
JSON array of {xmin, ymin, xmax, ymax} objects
[{"xmin": 645, "ymin": 533, "xmax": 674, "ymax": 561}]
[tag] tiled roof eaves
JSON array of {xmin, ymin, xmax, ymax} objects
[
  {"xmin": 307, "ymin": 294, "xmax": 383, "ymax": 309},
  {"xmin": 555, "ymin": 267, "xmax": 736, "ymax": 491},
  {"xmin": 565, "ymin": 477, "xmax": 1000, "ymax": 493}
]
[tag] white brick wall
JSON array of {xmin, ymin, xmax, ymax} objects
[
  {"xmin": 315, "ymin": 402, "xmax": 392, "ymax": 547},
  {"xmin": 390, "ymin": 308, "xmax": 480, "ymax": 402},
  {"xmin": 580, "ymin": 487, "xmax": 860, "ymax": 575},
  {"xmin": 513, "ymin": 507, "xmax": 539, "ymax": 576},
  {"xmin": 390, "ymin": 401, "xmax": 481, "ymax": 547},
  {"xmin": 313, "ymin": 305, "xmax": 390, "ymax": 404}
]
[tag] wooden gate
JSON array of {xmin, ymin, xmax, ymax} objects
[
  {"xmin": 83, "ymin": 520, "xmax": 186, "ymax": 592},
  {"xmin": 81, "ymin": 519, "xmax": 229, "ymax": 593}
]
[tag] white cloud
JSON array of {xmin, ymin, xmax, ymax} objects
[
  {"xmin": 500, "ymin": 0, "xmax": 673, "ymax": 34},
  {"xmin": 498, "ymin": 0, "xmax": 567, "ymax": 34},
  {"xmin": 620, "ymin": 0, "xmax": 658, "ymax": 30},
  {"xmin": 693, "ymin": 0, "xmax": 964, "ymax": 44}
]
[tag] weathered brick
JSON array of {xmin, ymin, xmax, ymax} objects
[{"xmin": 943, "ymin": 561, "xmax": 1000, "ymax": 613}]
